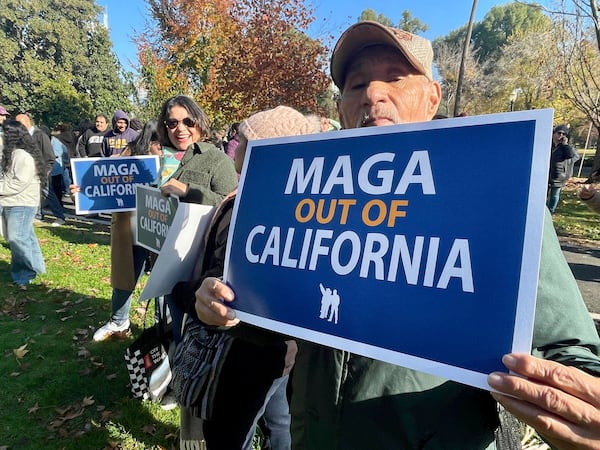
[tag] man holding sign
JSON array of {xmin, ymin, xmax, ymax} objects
[{"xmin": 197, "ymin": 22, "xmax": 600, "ymax": 449}]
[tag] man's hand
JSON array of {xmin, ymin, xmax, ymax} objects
[
  {"xmin": 160, "ymin": 178, "xmax": 188, "ymax": 197},
  {"xmin": 195, "ymin": 277, "xmax": 239, "ymax": 327},
  {"xmin": 488, "ymin": 353, "xmax": 600, "ymax": 450}
]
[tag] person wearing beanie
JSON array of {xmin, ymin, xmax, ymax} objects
[
  {"xmin": 175, "ymin": 106, "xmax": 320, "ymax": 450},
  {"xmin": 0, "ymin": 106, "xmax": 9, "ymax": 127},
  {"xmin": 547, "ymin": 124, "xmax": 580, "ymax": 214},
  {"xmin": 193, "ymin": 21, "xmax": 600, "ymax": 450}
]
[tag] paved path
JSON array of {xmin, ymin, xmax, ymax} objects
[{"xmin": 560, "ymin": 238, "xmax": 600, "ymax": 318}]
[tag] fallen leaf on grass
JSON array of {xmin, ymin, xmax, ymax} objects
[
  {"xmin": 28, "ymin": 403, "xmax": 40, "ymax": 415},
  {"xmin": 47, "ymin": 418, "xmax": 65, "ymax": 431},
  {"xmin": 13, "ymin": 344, "xmax": 29, "ymax": 359},
  {"xmin": 62, "ymin": 408, "xmax": 84, "ymax": 421},
  {"xmin": 106, "ymin": 373, "xmax": 117, "ymax": 380},
  {"xmin": 82, "ymin": 396, "xmax": 95, "ymax": 407}
]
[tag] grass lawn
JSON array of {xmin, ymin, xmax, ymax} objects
[
  {"xmin": 552, "ymin": 177, "xmax": 600, "ymax": 242},
  {"xmin": 0, "ymin": 219, "xmax": 179, "ymax": 450},
  {"xmin": 0, "ymin": 181, "xmax": 597, "ymax": 449}
]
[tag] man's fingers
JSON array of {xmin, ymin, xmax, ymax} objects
[
  {"xmin": 489, "ymin": 372, "xmax": 600, "ymax": 428},
  {"xmin": 501, "ymin": 354, "xmax": 600, "ymax": 407},
  {"xmin": 492, "ymin": 391, "xmax": 598, "ymax": 450}
]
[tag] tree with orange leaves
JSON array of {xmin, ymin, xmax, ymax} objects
[{"xmin": 137, "ymin": 0, "xmax": 330, "ymax": 128}]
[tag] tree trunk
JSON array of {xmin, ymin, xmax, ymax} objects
[{"xmin": 454, "ymin": 0, "xmax": 478, "ymax": 117}]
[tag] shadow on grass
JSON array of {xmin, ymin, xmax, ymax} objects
[{"xmin": 0, "ymin": 248, "xmax": 178, "ymax": 449}]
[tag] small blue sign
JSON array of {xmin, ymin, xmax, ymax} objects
[
  {"xmin": 224, "ymin": 110, "xmax": 553, "ymax": 391},
  {"xmin": 71, "ymin": 156, "xmax": 159, "ymax": 214}
]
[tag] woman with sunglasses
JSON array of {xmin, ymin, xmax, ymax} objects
[
  {"xmin": 153, "ymin": 96, "xmax": 238, "ymax": 345},
  {"xmin": 157, "ymin": 95, "xmax": 237, "ymax": 205},
  {"xmin": 93, "ymin": 100, "xmax": 237, "ymax": 343}
]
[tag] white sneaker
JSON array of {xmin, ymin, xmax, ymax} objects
[
  {"xmin": 160, "ymin": 393, "xmax": 178, "ymax": 411},
  {"xmin": 51, "ymin": 218, "xmax": 66, "ymax": 227},
  {"xmin": 93, "ymin": 319, "xmax": 131, "ymax": 342}
]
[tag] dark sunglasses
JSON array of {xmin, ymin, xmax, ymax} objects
[{"xmin": 164, "ymin": 117, "xmax": 196, "ymax": 129}]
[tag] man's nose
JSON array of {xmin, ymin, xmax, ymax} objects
[{"xmin": 364, "ymin": 81, "xmax": 390, "ymax": 104}]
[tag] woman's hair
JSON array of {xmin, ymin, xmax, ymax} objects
[
  {"xmin": 157, "ymin": 95, "xmax": 211, "ymax": 147},
  {"xmin": 127, "ymin": 119, "xmax": 159, "ymax": 156},
  {"xmin": 1, "ymin": 120, "xmax": 46, "ymax": 186}
]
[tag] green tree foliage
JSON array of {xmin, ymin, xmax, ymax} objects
[
  {"xmin": 433, "ymin": 2, "xmax": 554, "ymax": 115},
  {"xmin": 472, "ymin": 2, "xmax": 550, "ymax": 61},
  {"xmin": 0, "ymin": 0, "xmax": 133, "ymax": 127},
  {"xmin": 398, "ymin": 10, "xmax": 428, "ymax": 34},
  {"xmin": 358, "ymin": 9, "xmax": 428, "ymax": 34},
  {"xmin": 359, "ymin": 9, "xmax": 394, "ymax": 27},
  {"xmin": 434, "ymin": 2, "xmax": 550, "ymax": 63}
]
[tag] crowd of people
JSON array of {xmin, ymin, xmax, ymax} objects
[{"xmin": 1, "ymin": 19, "xmax": 600, "ymax": 450}]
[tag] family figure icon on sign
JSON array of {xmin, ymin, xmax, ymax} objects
[{"xmin": 319, "ymin": 283, "xmax": 340, "ymax": 324}]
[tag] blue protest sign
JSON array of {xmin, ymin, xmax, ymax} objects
[
  {"xmin": 71, "ymin": 156, "xmax": 159, "ymax": 214},
  {"xmin": 224, "ymin": 110, "xmax": 553, "ymax": 390}
]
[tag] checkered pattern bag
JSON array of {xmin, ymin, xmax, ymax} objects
[
  {"xmin": 124, "ymin": 299, "xmax": 173, "ymax": 401},
  {"xmin": 124, "ymin": 347, "xmax": 150, "ymax": 399}
]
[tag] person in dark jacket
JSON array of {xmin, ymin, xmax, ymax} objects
[
  {"xmin": 15, "ymin": 113, "xmax": 54, "ymax": 176},
  {"xmin": 547, "ymin": 124, "xmax": 580, "ymax": 214},
  {"xmin": 78, "ymin": 114, "xmax": 109, "ymax": 157},
  {"xmin": 15, "ymin": 113, "xmax": 56, "ymax": 222},
  {"xmin": 101, "ymin": 110, "xmax": 139, "ymax": 157}
]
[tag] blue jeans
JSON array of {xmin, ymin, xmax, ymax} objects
[
  {"xmin": 547, "ymin": 186, "xmax": 562, "ymax": 214},
  {"xmin": 243, "ymin": 375, "xmax": 291, "ymax": 450},
  {"xmin": 2, "ymin": 206, "xmax": 46, "ymax": 284},
  {"xmin": 111, "ymin": 245, "xmax": 147, "ymax": 325}
]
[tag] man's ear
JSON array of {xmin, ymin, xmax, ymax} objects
[{"xmin": 426, "ymin": 81, "xmax": 442, "ymax": 119}]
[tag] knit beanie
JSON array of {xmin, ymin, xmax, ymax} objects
[
  {"xmin": 239, "ymin": 106, "xmax": 321, "ymax": 140},
  {"xmin": 553, "ymin": 124, "xmax": 570, "ymax": 137}
]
